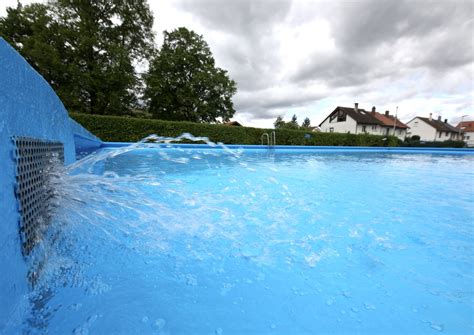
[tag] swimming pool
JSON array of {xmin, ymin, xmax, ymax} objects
[{"xmin": 9, "ymin": 145, "xmax": 474, "ymax": 334}]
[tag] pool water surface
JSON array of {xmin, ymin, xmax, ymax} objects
[{"xmin": 14, "ymin": 147, "xmax": 474, "ymax": 334}]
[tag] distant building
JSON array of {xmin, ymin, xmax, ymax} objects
[
  {"xmin": 318, "ymin": 103, "xmax": 408, "ymax": 139},
  {"xmin": 406, "ymin": 114, "xmax": 461, "ymax": 142},
  {"xmin": 307, "ymin": 126, "xmax": 320, "ymax": 132},
  {"xmin": 372, "ymin": 109, "xmax": 409, "ymax": 138},
  {"xmin": 225, "ymin": 121, "xmax": 243, "ymax": 127},
  {"xmin": 456, "ymin": 120, "xmax": 474, "ymax": 147}
]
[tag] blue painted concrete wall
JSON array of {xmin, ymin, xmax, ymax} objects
[
  {"xmin": 0, "ymin": 37, "xmax": 101, "ymax": 331},
  {"xmin": 70, "ymin": 118, "xmax": 102, "ymax": 157}
]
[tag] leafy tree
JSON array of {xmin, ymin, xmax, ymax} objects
[
  {"xmin": 291, "ymin": 114, "xmax": 297, "ymax": 124},
  {"xmin": 0, "ymin": 3, "xmax": 71, "ymax": 102},
  {"xmin": 302, "ymin": 117, "xmax": 311, "ymax": 128},
  {"xmin": 274, "ymin": 116, "xmax": 285, "ymax": 129},
  {"xmin": 144, "ymin": 27, "xmax": 237, "ymax": 122},
  {"xmin": 0, "ymin": 0, "xmax": 155, "ymax": 115},
  {"xmin": 274, "ymin": 115, "xmax": 300, "ymax": 130},
  {"xmin": 277, "ymin": 114, "xmax": 299, "ymax": 130}
]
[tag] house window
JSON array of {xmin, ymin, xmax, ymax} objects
[
  {"xmin": 362, "ymin": 125, "xmax": 367, "ymax": 133},
  {"xmin": 371, "ymin": 125, "xmax": 376, "ymax": 130},
  {"xmin": 445, "ymin": 132, "xmax": 449, "ymax": 137},
  {"xmin": 329, "ymin": 127, "xmax": 334, "ymax": 133},
  {"xmin": 439, "ymin": 132, "xmax": 442, "ymax": 138},
  {"xmin": 330, "ymin": 110, "xmax": 346, "ymax": 123},
  {"xmin": 466, "ymin": 136, "xmax": 470, "ymax": 140},
  {"xmin": 414, "ymin": 121, "xmax": 418, "ymax": 127},
  {"xmin": 336, "ymin": 111, "xmax": 346, "ymax": 122},
  {"xmin": 398, "ymin": 129, "xmax": 402, "ymax": 134}
]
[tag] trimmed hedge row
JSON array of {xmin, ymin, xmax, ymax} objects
[{"xmin": 70, "ymin": 112, "xmax": 400, "ymax": 146}]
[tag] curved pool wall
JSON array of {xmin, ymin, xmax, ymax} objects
[{"xmin": 0, "ymin": 38, "xmax": 102, "ymax": 330}]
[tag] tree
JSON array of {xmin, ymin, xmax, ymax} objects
[
  {"xmin": 274, "ymin": 115, "xmax": 300, "ymax": 130},
  {"xmin": 290, "ymin": 114, "xmax": 299, "ymax": 128},
  {"xmin": 0, "ymin": 3, "xmax": 71, "ymax": 102},
  {"xmin": 144, "ymin": 27, "xmax": 237, "ymax": 122},
  {"xmin": 0, "ymin": 0, "xmax": 155, "ymax": 115},
  {"xmin": 302, "ymin": 117, "xmax": 311, "ymax": 128},
  {"xmin": 274, "ymin": 116, "xmax": 285, "ymax": 129}
]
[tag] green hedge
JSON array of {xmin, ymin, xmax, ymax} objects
[{"xmin": 70, "ymin": 112, "xmax": 399, "ymax": 147}]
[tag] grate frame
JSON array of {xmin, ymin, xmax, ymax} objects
[{"xmin": 12, "ymin": 136, "xmax": 64, "ymax": 258}]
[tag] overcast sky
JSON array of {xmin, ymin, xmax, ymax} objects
[{"xmin": 2, "ymin": 0, "xmax": 473, "ymax": 127}]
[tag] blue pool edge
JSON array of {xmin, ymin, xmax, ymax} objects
[{"xmin": 102, "ymin": 142, "xmax": 474, "ymax": 155}]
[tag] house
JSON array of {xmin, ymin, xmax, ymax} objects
[
  {"xmin": 456, "ymin": 120, "xmax": 474, "ymax": 147},
  {"xmin": 225, "ymin": 121, "xmax": 243, "ymax": 127},
  {"xmin": 319, "ymin": 103, "xmax": 408, "ymax": 139},
  {"xmin": 306, "ymin": 126, "xmax": 320, "ymax": 132},
  {"xmin": 406, "ymin": 114, "xmax": 461, "ymax": 142},
  {"xmin": 372, "ymin": 110, "xmax": 409, "ymax": 138}
]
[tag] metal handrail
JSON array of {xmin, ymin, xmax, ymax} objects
[{"xmin": 262, "ymin": 132, "xmax": 276, "ymax": 147}]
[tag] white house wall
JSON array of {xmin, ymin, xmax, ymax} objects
[
  {"xmin": 437, "ymin": 130, "xmax": 459, "ymax": 141},
  {"xmin": 354, "ymin": 125, "xmax": 406, "ymax": 139},
  {"xmin": 385, "ymin": 127, "xmax": 407, "ymax": 140},
  {"xmin": 321, "ymin": 115, "xmax": 407, "ymax": 139},
  {"xmin": 355, "ymin": 124, "xmax": 381, "ymax": 135},
  {"xmin": 464, "ymin": 131, "xmax": 474, "ymax": 147},
  {"xmin": 406, "ymin": 118, "xmax": 437, "ymax": 141},
  {"xmin": 406, "ymin": 117, "xmax": 461, "ymax": 142},
  {"xmin": 320, "ymin": 114, "xmax": 358, "ymax": 133}
]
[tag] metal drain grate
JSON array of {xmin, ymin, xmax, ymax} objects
[{"xmin": 12, "ymin": 137, "xmax": 64, "ymax": 257}]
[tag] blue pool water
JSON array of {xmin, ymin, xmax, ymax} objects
[{"xmin": 11, "ymin": 146, "xmax": 474, "ymax": 334}]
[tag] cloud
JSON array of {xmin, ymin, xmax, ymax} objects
[
  {"xmin": 166, "ymin": 0, "xmax": 473, "ymax": 126},
  {"xmin": 2, "ymin": 0, "xmax": 472, "ymax": 126},
  {"xmin": 177, "ymin": 0, "xmax": 292, "ymax": 36}
]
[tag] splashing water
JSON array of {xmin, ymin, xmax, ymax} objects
[{"xmin": 11, "ymin": 136, "xmax": 474, "ymax": 334}]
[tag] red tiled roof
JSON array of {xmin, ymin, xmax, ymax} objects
[
  {"xmin": 372, "ymin": 112, "xmax": 409, "ymax": 129},
  {"xmin": 456, "ymin": 121, "xmax": 474, "ymax": 132}
]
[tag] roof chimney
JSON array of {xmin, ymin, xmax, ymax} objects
[
  {"xmin": 385, "ymin": 110, "xmax": 389, "ymax": 116},
  {"xmin": 354, "ymin": 103, "xmax": 358, "ymax": 112},
  {"xmin": 438, "ymin": 116, "xmax": 441, "ymax": 121},
  {"xmin": 371, "ymin": 106, "xmax": 376, "ymax": 113},
  {"xmin": 429, "ymin": 113, "xmax": 432, "ymax": 121},
  {"xmin": 444, "ymin": 118, "xmax": 447, "ymax": 123}
]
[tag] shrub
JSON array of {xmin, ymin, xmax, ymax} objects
[{"xmin": 70, "ymin": 113, "xmax": 399, "ymax": 147}]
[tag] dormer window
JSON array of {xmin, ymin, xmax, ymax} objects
[{"xmin": 336, "ymin": 110, "xmax": 346, "ymax": 122}]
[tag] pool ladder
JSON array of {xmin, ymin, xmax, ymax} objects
[{"xmin": 261, "ymin": 131, "xmax": 276, "ymax": 147}]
